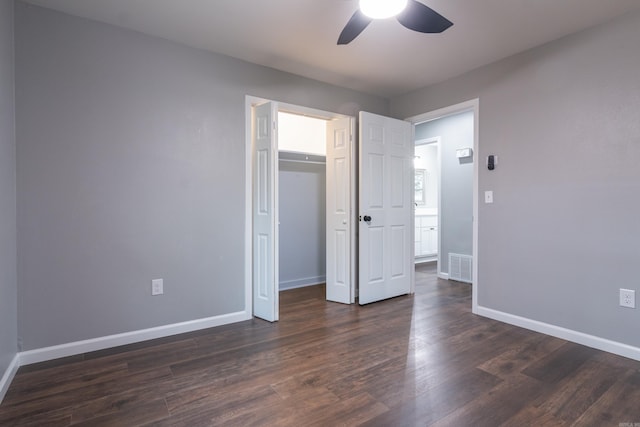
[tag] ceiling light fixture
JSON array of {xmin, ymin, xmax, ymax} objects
[
  {"xmin": 338, "ymin": 0, "xmax": 452, "ymax": 45},
  {"xmin": 359, "ymin": 0, "xmax": 408, "ymax": 19}
]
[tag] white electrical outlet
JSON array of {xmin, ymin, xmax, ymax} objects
[
  {"xmin": 152, "ymin": 278, "xmax": 164, "ymax": 296},
  {"xmin": 620, "ymin": 289, "xmax": 635, "ymax": 309}
]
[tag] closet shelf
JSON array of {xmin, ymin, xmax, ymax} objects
[{"xmin": 279, "ymin": 150, "xmax": 326, "ymax": 165}]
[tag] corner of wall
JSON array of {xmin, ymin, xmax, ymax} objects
[{"xmin": 0, "ymin": 0, "xmax": 19, "ymax": 406}]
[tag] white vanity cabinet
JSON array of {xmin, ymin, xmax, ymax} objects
[{"xmin": 415, "ymin": 215, "xmax": 438, "ymax": 257}]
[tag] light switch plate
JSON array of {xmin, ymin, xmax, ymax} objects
[{"xmin": 484, "ymin": 191, "xmax": 494, "ymax": 204}]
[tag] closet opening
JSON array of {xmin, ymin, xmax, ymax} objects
[
  {"xmin": 247, "ymin": 96, "xmax": 355, "ymax": 321},
  {"xmin": 277, "ymin": 111, "xmax": 328, "ymax": 293}
]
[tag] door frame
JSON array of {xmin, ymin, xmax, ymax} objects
[
  {"xmin": 405, "ymin": 98, "xmax": 480, "ymax": 315},
  {"xmin": 244, "ymin": 95, "xmax": 356, "ymax": 318}
]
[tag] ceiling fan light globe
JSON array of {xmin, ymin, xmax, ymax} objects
[{"xmin": 359, "ymin": 0, "xmax": 408, "ymax": 19}]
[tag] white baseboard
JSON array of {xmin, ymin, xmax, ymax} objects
[
  {"xmin": 19, "ymin": 310, "xmax": 251, "ymax": 366},
  {"xmin": 475, "ymin": 306, "xmax": 640, "ymax": 362},
  {"xmin": 437, "ymin": 272, "xmax": 449, "ymax": 280},
  {"xmin": 279, "ymin": 276, "xmax": 325, "ymax": 291},
  {"xmin": 0, "ymin": 353, "xmax": 20, "ymax": 404}
]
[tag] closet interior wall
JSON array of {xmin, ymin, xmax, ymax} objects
[{"xmin": 278, "ymin": 151, "xmax": 326, "ymax": 290}]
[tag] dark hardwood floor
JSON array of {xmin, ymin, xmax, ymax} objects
[{"xmin": 2, "ymin": 263, "xmax": 640, "ymax": 426}]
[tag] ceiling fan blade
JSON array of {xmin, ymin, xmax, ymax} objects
[
  {"xmin": 397, "ymin": 0, "xmax": 453, "ymax": 34},
  {"xmin": 337, "ymin": 10, "xmax": 372, "ymax": 45}
]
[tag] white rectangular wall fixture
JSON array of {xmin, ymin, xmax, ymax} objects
[
  {"xmin": 151, "ymin": 279, "xmax": 163, "ymax": 296},
  {"xmin": 484, "ymin": 191, "xmax": 493, "ymax": 204},
  {"xmin": 456, "ymin": 147, "xmax": 472, "ymax": 158},
  {"xmin": 620, "ymin": 289, "xmax": 636, "ymax": 309}
]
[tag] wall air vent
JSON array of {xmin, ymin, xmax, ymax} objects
[{"xmin": 449, "ymin": 253, "xmax": 472, "ymax": 283}]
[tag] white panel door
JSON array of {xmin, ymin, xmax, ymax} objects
[
  {"xmin": 252, "ymin": 102, "xmax": 279, "ymax": 321},
  {"xmin": 326, "ymin": 117, "xmax": 355, "ymax": 304},
  {"xmin": 359, "ymin": 111, "xmax": 413, "ymax": 305}
]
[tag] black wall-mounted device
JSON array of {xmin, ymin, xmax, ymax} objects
[{"xmin": 487, "ymin": 155, "xmax": 496, "ymax": 171}]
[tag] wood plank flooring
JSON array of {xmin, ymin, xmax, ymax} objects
[{"xmin": 2, "ymin": 263, "xmax": 639, "ymax": 426}]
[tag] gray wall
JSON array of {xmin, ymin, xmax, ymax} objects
[
  {"xmin": 15, "ymin": 3, "xmax": 387, "ymax": 350},
  {"xmin": 416, "ymin": 112, "xmax": 473, "ymax": 273},
  {"xmin": 278, "ymin": 160, "xmax": 326, "ymax": 289},
  {"xmin": 0, "ymin": 0, "xmax": 17, "ymax": 378},
  {"xmin": 391, "ymin": 11, "xmax": 640, "ymax": 347}
]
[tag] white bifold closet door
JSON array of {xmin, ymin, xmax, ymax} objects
[
  {"xmin": 326, "ymin": 117, "xmax": 355, "ymax": 304},
  {"xmin": 252, "ymin": 102, "xmax": 278, "ymax": 322}
]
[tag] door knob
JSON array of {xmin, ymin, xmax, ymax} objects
[{"xmin": 363, "ymin": 215, "xmax": 372, "ymax": 222}]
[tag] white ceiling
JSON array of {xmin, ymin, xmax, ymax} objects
[{"xmin": 21, "ymin": 0, "xmax": 640, "ymax": 98}]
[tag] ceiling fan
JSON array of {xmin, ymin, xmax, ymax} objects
[{"xmin": 338, "ymin": 0, "xmax": 453, "ymax": 45}]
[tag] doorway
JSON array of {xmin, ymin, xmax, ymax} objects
[
  {"xmin": 277, "ymin": 112, "xmax": 328, "ymax": 292},
  {"xmin": 407, "ymin": 99, "xmax": 479, "ymax": 313},
  {"xmin": 246, "ymin": 97, "xmax": 443, "ymax": 320},
  {"xmin": 245, "ymin": 96, "xmax": 356, "ymax": 321}
]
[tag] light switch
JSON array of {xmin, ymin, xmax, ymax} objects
[{"xmin": 484, "ymin": 191, "xmax": 494, "ymax": 204}]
